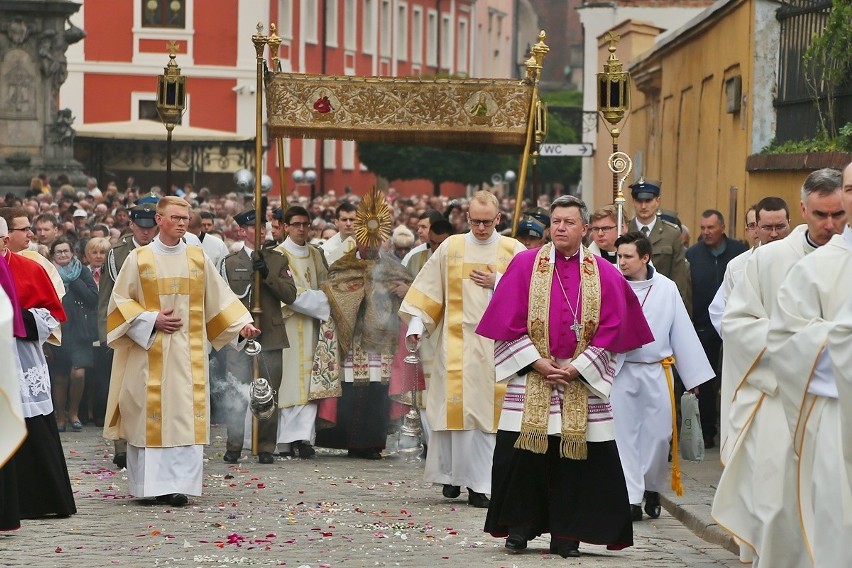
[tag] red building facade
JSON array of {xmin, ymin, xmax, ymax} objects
[{"xmin": 66, "ymin": 0, "xmax": 511, "ymax": 197}]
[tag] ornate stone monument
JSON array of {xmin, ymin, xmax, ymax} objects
[{"xmin": 0, "ymin": 0, "xmax": 86, "ymax": 195}]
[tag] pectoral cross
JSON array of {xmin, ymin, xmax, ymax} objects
[{"xmin": 570, "ymin": 320, "xmax": 582, "ymax": 343}]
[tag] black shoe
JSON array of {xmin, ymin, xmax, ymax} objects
[
  {"xmin": 644, "ymin": 491, "xmax": 661, "ymax": 519},
  {"xmin": 467, "ymin": 489, "xmax": 490, "ymax": 508},
  {"xmin": 550, "ymin": 539, "xmax": 580, "ymax": 558},
  {"xmin": 442, "ymin": 484, "xmax": 461, "ymax": 498},
  {"xmin": 258, "ymin": 452, "xmax": 274, "ymax": 464},
  {"xmin": 348, "ymin": 448, "xmax": 382, "ymax": 460},
  {"xmin": 295, "ymin": 441, "xmax": 315, "ymax": 459},
  {"xmin": 156, "ymin": 493, "xmax": 188, "ymax": 507},
  {"xmin": 223, "ymin": 450, "xmax": 241, "ymax": 463},
  {"xmin": 704, "ymin": 435, "xmax": 716, "ymax": 449},
  {"xmin": 505, "ymin": 534, "xmax": 528, "ymax": 552},
  {"xmin": 630, "ymin": 504, "xmax": 643, "ymax": 522},
  {"xmin": 112, "ymin": 452, "xmax": 127, "ymax": 469}
]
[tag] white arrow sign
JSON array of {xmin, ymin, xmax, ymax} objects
[{"xmin": 539, "ymin": 143, "xmax": 594, "ymax": 157}]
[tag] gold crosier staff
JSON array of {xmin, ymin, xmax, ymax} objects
[
  {"xmin": 510, "ymin": 31, "xmax": 549, "ymax": 237},
  {"xmin": 248, "ymin": 23, "xmax": 269, "ymax": 456}
]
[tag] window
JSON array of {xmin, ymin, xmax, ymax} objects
[
  {"xmin": 342, "ymin": 141, "xmax": 355, "ymax": 170},
  {"xmin": 326, "ymin": 0, "xmax": 338, "ymax": 47},
  {"xmin": 138, "ymin": 100, "xmax": 184, "ymax": 124},
  {"xmin": 426, "ymin": 10, "xmax": 437, "ymax": 67},
  {"xmin": 304, "ymin": 0, "xmax": 318, "ymax": 44},
  {"xmin": 302, "ymin": 139, "xmax": 317, "ymax": 169},
  {"xmin": 141, "ymin": 0, "xmax": 186, "ymax": 28},
  {"xmin": 457, "ymin": 18, "xmax": 467, "ymax": 74},
  {"xmin": 441, "ymin": 15, "xmax": 451, "ymax": 69},
  {"xmin": 363, "ymin": 0, "xmax": 374, "ymax": 54},
  {"xmin": 396, "ymin": 4, "xmax": 407, "ymax": 61},
  {"xmin": 380, "ymin": 0, "xmax": 391, "ymax": 57},
  {"xmin": 279, "ymin": 0, "xmax": 293, "ymax": 39},
  {"xmin": 412, "ymin": 8, "xmax": 422, "ymax": 65},
  {"xmin": 344, "ymin": 0, "xmax": 357, "ymax": 50},
  {"xmin": 323, "ymin": 140, "xmax": 337, "ymax": 169}
]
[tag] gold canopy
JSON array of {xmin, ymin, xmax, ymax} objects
[{"xmin": 264, "ymin": 74, "xmax": 534, "ymax": 152}]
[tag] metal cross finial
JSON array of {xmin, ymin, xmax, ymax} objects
[
  {"xmin": 604, "ymin": 31, "xmax": 620, "ymax": 53},
  {"xmin": 166, "ymin": 40, "xmax": 179, "ymax": 59}
]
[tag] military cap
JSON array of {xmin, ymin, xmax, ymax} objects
[
  {"xmin": 233, "ymin": 209, "xmax": 256, "ymax": 227},
  {"xmin": 517, "ymin": 218, "xmax": 545, "ymax": 239},
  {"xmin": 629, "ymin": 178, "xmax": 661, "ymax": 200},
  {"xmin": 130, "ymin": 204, "xmax": 157, "ymax": 228}
]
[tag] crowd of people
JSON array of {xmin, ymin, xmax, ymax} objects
[{"xmin": 1, "ymin": 165, "xmax": 850, "ymax": 565}]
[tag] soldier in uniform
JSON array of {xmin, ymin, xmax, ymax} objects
[
  {"xmin": 628, "ymin": 179, "xmax": 692, "ymax": 315},
  {"xmin": 98, "ymin": 199, "xmax": 159, "ymax": 469},
  {"xmin": 219, "ymin": 209, "xmax": 297, "ymax": 465}
]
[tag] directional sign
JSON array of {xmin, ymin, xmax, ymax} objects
[{"xmin": 539, "ymin": 143, "xmax": 594, "ymax": 157}]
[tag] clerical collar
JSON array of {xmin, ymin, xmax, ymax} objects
[
  {"xmin": 804, "ymin": 230, "xmax": 820, "ymax": 251},
  {"xmin": 548, "ymin": 244, "xmax": 583, "ymax": 264},
  {"xmin": 465, "ymin": 230, "xmax": 499, "ymax": 246},
  {"xmin": 284, "ymin": 237, "xmax": 308, "ymax": 255},
  {"xmin": 151, "ymin": 235, "xmax": 185, "ymax": 255}
]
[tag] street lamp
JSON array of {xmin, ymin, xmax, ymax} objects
[
  {"xmin": 596, "ymin": 31, "xmax": 630, "ymax": 203},
  {"xmin": 292, "ymin": 168, "xmax": 316, "ymax": 200},
  {"xmin": 156, "ymin": 41, "xmax": 187, "ymax": 196},
  {"xmin": 504, "ymin": 169, "xmax": 517, "ymax": 206}
]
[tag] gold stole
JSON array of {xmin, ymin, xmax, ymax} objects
[
  {"xmin": 445, "ymin": 235, "xmax": 517, "ymax": 430},
  {"xmin": 517, "ymin": 243, "xmax": 601, "ymax": 459},
  {"xmin": 136, "ymin": 246, "xmax": 207, "ymax": 446}
]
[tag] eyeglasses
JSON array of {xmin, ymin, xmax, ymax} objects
[
  {"xmin": 168, "ymin": 215, "xmax": 190, "ymax": 224},
  {"xmin": 745, "ymin": 222, "xmax": 757, "ymax": 230},
  {"xmin": 758, "ymin": 223, "xmax": 788, "ymax": 233},
  {"xmin": 9, "ymin": 226, "xmax": 32, "ymax": 233},
  {"xmin": 287, "ymin": 222, "xmax": 310, "ymax": 229},
  {"xmin": 590, "ymin": 226, "xmax": 616, "ymax": 233},
  {"xmin": 468, "ymin": 215, "xmax": 498, "ymax": 228},
  {"xmin": 53, "ymin": 250, "xmax": 73, "ymax": 256}
]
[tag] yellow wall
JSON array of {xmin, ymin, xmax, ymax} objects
[{"xmin": 628, "ymin": 0, "xmax": 754, "ymax": 237}]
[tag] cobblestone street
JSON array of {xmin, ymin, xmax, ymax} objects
[{"xmin": 2, "ymin": 426, "xmax": 740, "ymax": 567}]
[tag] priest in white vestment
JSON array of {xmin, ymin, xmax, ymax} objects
[
  {"xmin": 104, "ymin": 197, "xmax": 258, "ymax": 507},
  {"xmin": 400, "ymin": 190, "xmax": 525, "ymax": 507},
  {"xmin": 712, "ymin": 170, "xmax": 845, "ymax": 567},
  {"xmin": 273, "ymin": 206, "xmax": 329, "ymax": 457},
  {"xmin": 320, "ymin": 202, "xmax": 357, "ymax": 267},
  {"xmin": 708, "ymin": 196, "xmax": 791, "ymax": 463},
  {"xmin": 612, "ymin": 232, "xmax": 713, "ymax": 523}
]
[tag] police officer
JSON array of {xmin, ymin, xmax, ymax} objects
[
  {"xmin": 219, "ymin": 209, "xmax": 297, "ymax": 465},
  {"xmin": 97, "ymin": 197, "xmax": 159, "ymax": 469},
  {"xmin": 628, "ymin": 178, "xmax": 692, "ymax": 315}
]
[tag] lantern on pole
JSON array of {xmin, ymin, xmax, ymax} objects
[
  {"xmin": 596, "ymin": 31, "xmax": 630, "ymax": 203},
  {"xmin": 156, "ymin": 41, "xmax": 187, "ymax": 195}
]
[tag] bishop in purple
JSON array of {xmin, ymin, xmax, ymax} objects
[{"xmin": 476, "ymin": 195, "xmax": 653, "ymax": 558}]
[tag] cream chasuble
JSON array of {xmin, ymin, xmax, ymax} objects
[
  {"xmin": 275, "ymin": 238, "xmax": 328, "ymax": 408},
  {"xmin": 761, "ymin": 228, "xmax": 852, "ymax": 567},
  {"xmin": 104, "ymin": 238, "xmax": 251, "ymax": 449},
  {"xmin": 400, "ymin": 232, "xmax": 524, "ymax": 433},
  {"xmin": 712, "ymin": 226, "xmax": 813, "ymax": 567}
]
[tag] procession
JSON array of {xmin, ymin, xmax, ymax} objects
[{"xmin": 2, "ymin": 1, "xmax": 851, "ymax": 567}]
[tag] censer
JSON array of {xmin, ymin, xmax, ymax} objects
[
  {"xmin": 245, "ymin": 339, "xmax": 276, "ymax": 420},
  {"xmin": 397, "ymin": 336, "xmax": 423, "ymax": 459}
]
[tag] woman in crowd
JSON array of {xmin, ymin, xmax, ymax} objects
[
  {"xmin": 84, "ymin": 237, "xmax": 111, "ymax": 425},
  {"xmin": 49, "ymin": 237, "xmax": 98, "ymax": 432}
]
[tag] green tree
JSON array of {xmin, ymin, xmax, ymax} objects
[{"xmin": 357, "ymin": 89, "xmax": 584, "ymax": 196}]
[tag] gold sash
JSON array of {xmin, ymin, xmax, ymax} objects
[{"xmin": 517, "ymin": 243, "xmax": 600, "ymax": 459}]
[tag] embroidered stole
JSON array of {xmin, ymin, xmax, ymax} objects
[{"xmin": 517, "ymin": 243, "xmax": 601, "ymax": 459}]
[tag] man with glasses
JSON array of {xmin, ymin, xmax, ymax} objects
[
  {"xmin": 587, "ymin": 205, "xmax": 625, "ymax": 263},
  {"xmin": 103, "ymin": 196, "xmax": 259, "ymax": 507},
  {"xmin": 744, "ymin": 206, "xmax": 759, "ymax": 246},
  {"xmin": 712, "ymin": 168, "xmax": 845, "ymax": 566},
  {"xmin": 0, "ymin": 208, "xmax": 65, "ymax": 302},
  {"xmin": 271, "ymin": 206, "xmax": 329, "ymax": 459},
  {"xmin": 627, "ymin": 179, "xmax": 691, "ymax": 314},
  {"xmin": 401, "ymin": 190, "xmax": 525, "ymax": 508}
]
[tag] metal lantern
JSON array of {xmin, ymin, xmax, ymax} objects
[
  {"xmin": 596, "ymin": 32, "xmax": 630, "ymax": 128},
  {"xmin": 156, "ymin": 42, "xmax": 187, "ymax": 129}
]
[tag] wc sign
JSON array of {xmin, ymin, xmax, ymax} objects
[{"xmin": 539, "ymin": 143, "xmax": 594, "ymax": 157}]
